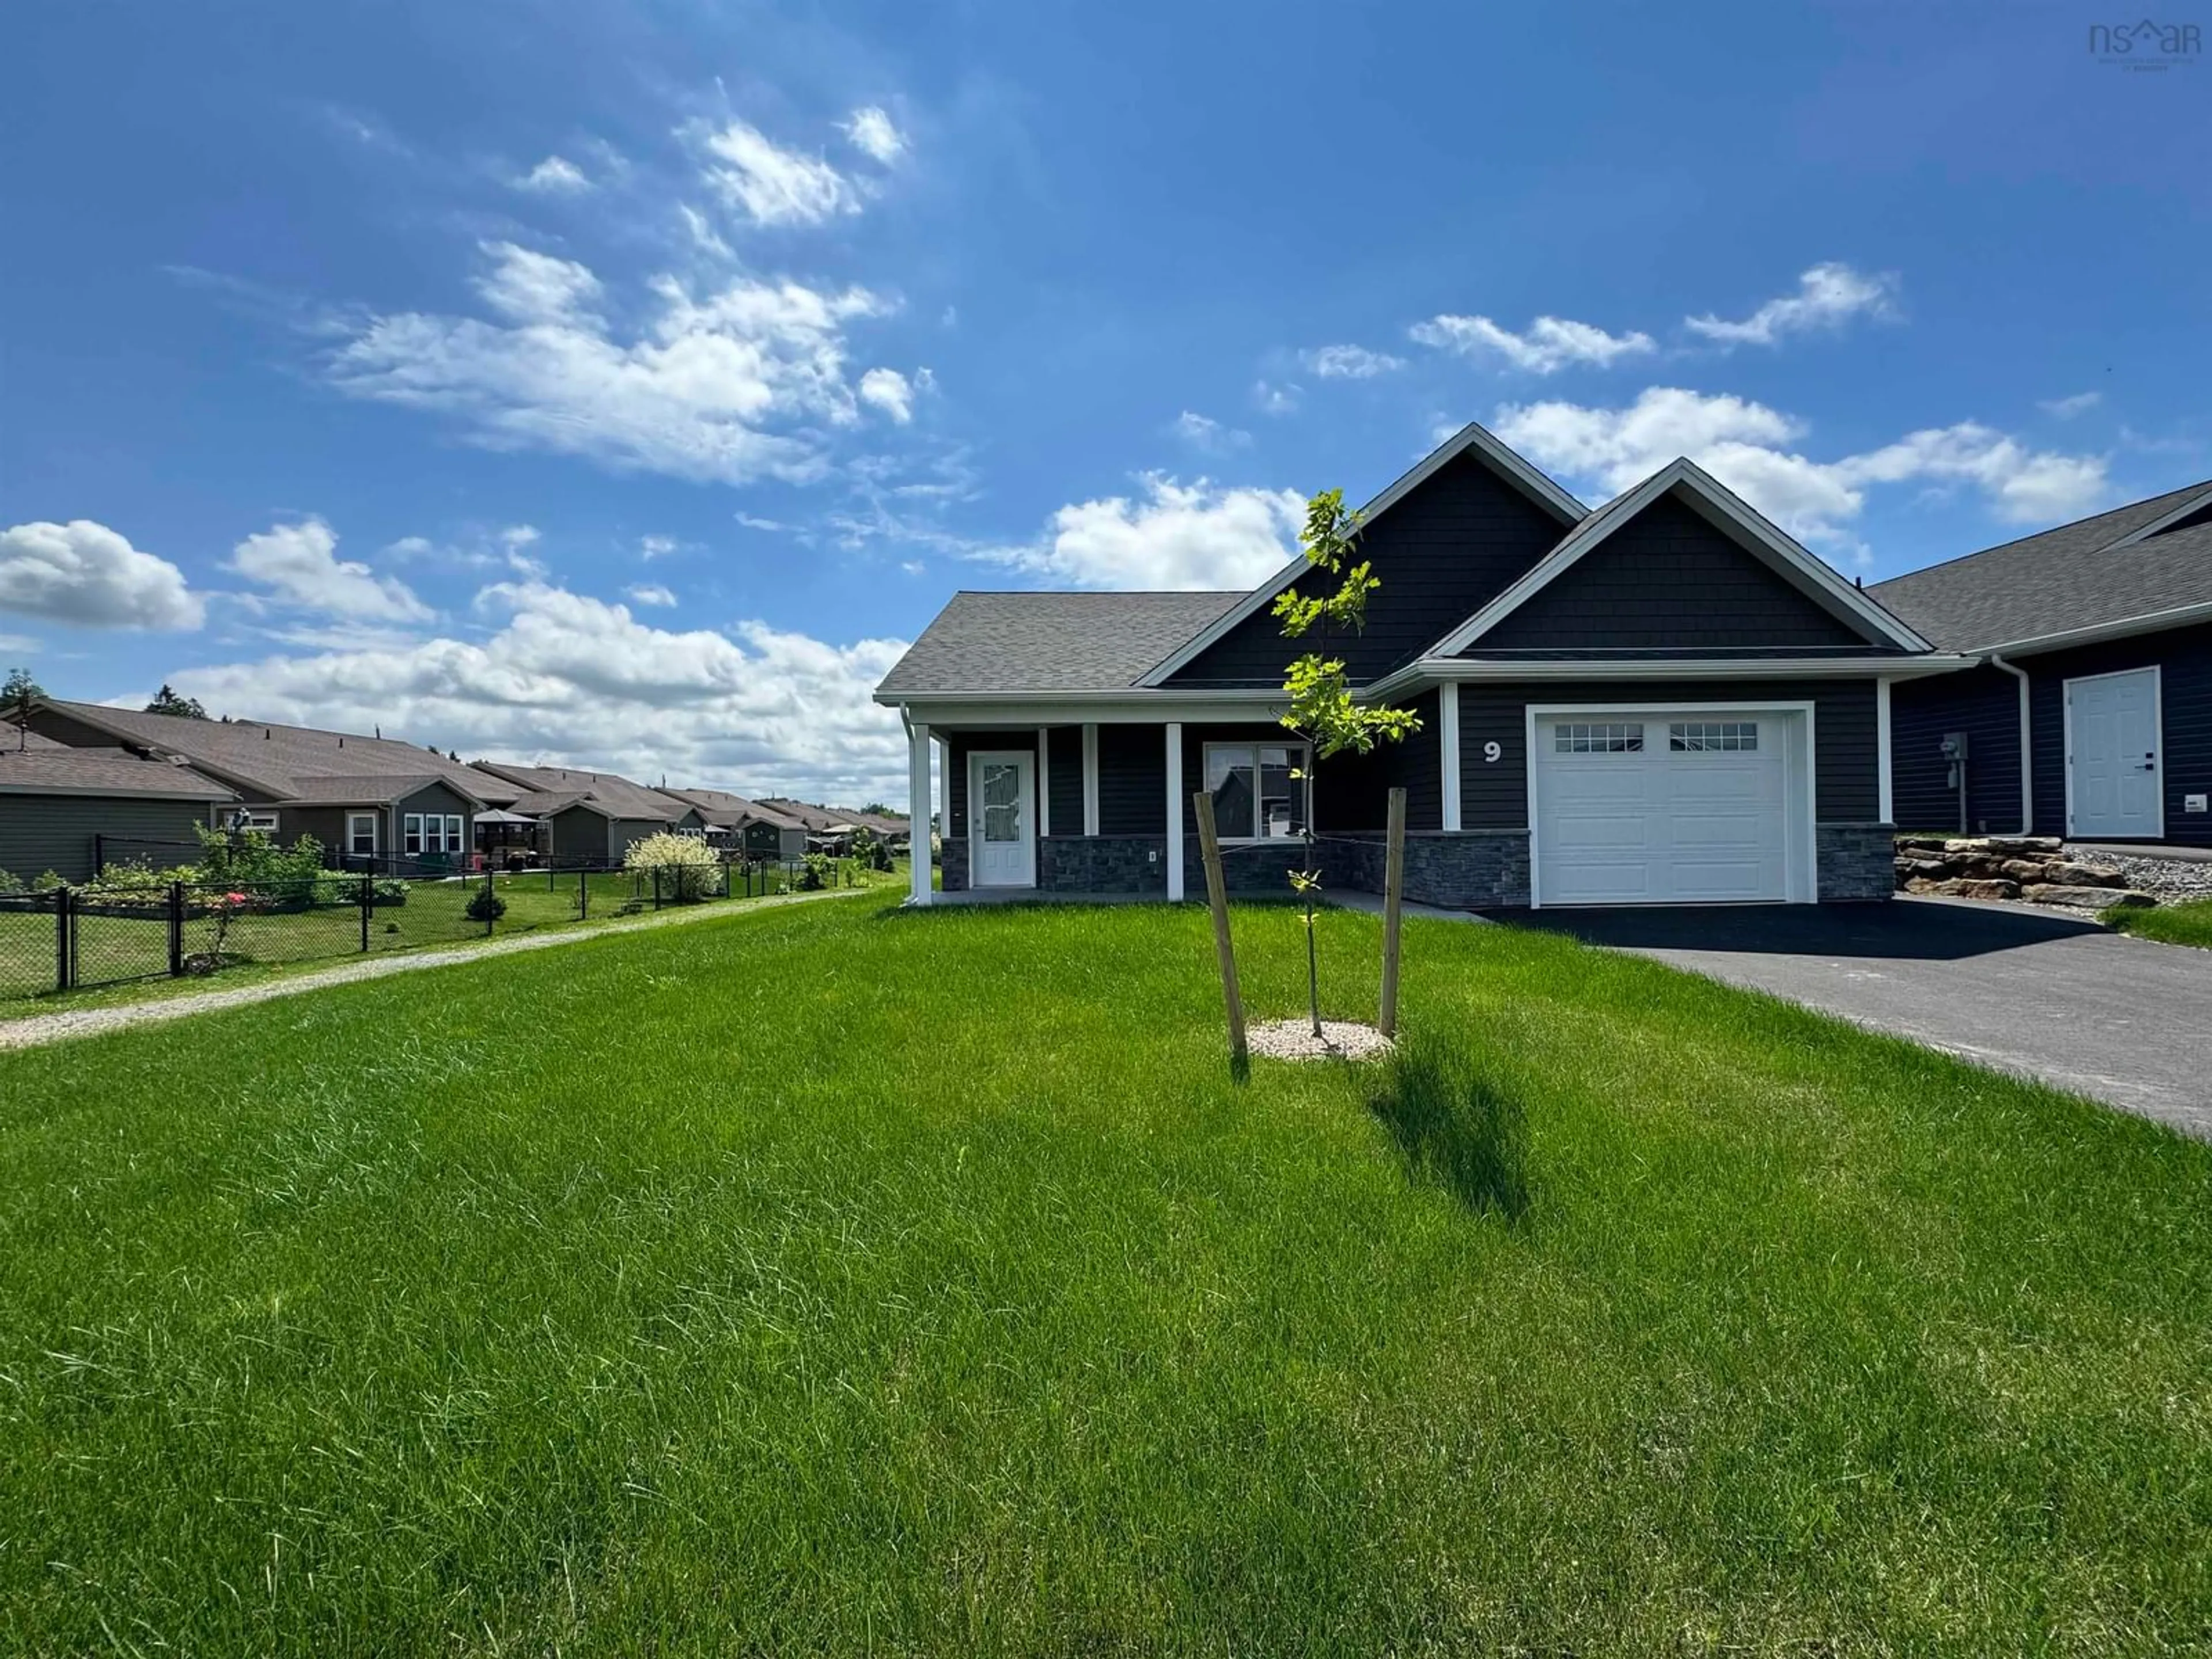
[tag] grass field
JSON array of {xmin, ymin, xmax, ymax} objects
[
  {"xmin": 0, "ymin": 862, "xmax": 895, "ymax": 1005},
  {"xmin": 3, "ymin": 896, "xmax": 2210, "ymax": 1652},
  {"xmin": 2105, "ymin": 895, "xmax": 2212, "ymax": 949}
]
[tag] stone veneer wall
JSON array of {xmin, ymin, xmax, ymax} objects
[
  {"xmin": 1040, "ymin": 835, "xmax": 1169, "ymax": 893},
  {"xmin": 1815, "ymin": 822, "xmax": 1895, "ymax": 902},
  {"xmin": 940, "ymin": 836, "xmax": 969, "ymax": 893}
]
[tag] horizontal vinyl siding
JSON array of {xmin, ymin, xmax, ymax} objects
[
  {"xmin": 1046, "ymin": 726, "xmax": 1084, "ymax": 835},
  {"xmin": 1165, "ymin": 455, "xmax": 1567, "ymax": 687},
  {"xmin": 1097, "ymin": 724, "xmax": 1166, "ymax": 836},
  {"xmin": 1457, "ymin": 679, "xmax": 1880, "ymax": 830},
  {"xmin": 0, "ymin": 797, "xmax": 217, "ymax": 884},
  {"xmin": 2031, "ymin": 621, "xmax": 2212, "ymax": 846},
  {"xmin": 1891, "ymin": 665, "xmax": 2024, "ymax": 834},
  {"xmin": 1376, "ymin": 690, "xmax": 1442, "ymax": 831},
  {"xmin": 1479, "ymin": 495, "xmax": 1871, "ymax": 652}
]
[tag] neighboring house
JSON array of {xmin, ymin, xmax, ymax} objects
[
  {"xmin": 22, "ymin": 700, "xmax": 496, "ymax": 869},
  {"xmin": 469, "ymin": 763, "xmax": 706, "ymax": 865},
  {"xmin": 876, "ymin": 424, "xmax": 1969, "ymax": 908},
  {"xmin": 661, "ymin": 788, "xmax": 810, "ymax": 859},
  {"xmin": 0, "ymin": 730, "xmax": 240, "ymax": 881},
  {"xmin": 1874, "ymin": 479, "xmax": 2212, "ymax": 845},
  {"xmin": 757, "ymin": 798, "xmax": 897, "ymax": 852}
]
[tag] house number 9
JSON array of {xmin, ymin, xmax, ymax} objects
[{"xmin": 1483, "ymin": 740, "xmax": 1502, "ymax": 763}]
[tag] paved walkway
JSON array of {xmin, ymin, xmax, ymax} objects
[
  {"xmin": 0, "ymin": 886, "xmax": 875, "ymax": 1052},
  {"xmin": 1491, "ymin": 897, "xmax": 2212, "ymax": 1137}
]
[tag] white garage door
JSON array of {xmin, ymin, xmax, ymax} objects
[{"xmin": 1533, "ymin": 714, "xmax": 1792, "ymax": 905}]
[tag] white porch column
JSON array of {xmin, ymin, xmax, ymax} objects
[
  {"xmin": 907, "ymin": 718, "xmax": 932, "ymax": 905},
  {"xmin": 1037, "ymin": 727, "xmax": 1051, "ymax": 838},
  {"xmin": 1164, "ymin": 721, "xmax": 1184, "ymax": 901},
  {"xmin": 1875, "ymin": 677, "xmax": 1893, "ymax": 825},
  {"xmin": 1440, "ymin": 681, "xmax": 1463, "ymax": 832},
  {"xmin": 1081, "ymin": 723, "xmax": 1100, "ymax": 836}
]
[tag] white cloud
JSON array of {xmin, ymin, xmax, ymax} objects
[
  {"xmin": 1492, "ymin": 386, "xmax": 2110, "ymax": 559},
  {"xmin": 677, "ymin": 203, "xmax": 734, "ymax": 261},
  {"xmin": 624, "ymin": 582, "xmax": 677, "ymax": 607},
  {"xmin": 858, "ymin": 366, "xmax": 916, "ymax": 423},
  {"xmin": 2040, "ymin": 391, "xmax": 2103, "ymax": 419},
  {"xmin": 1171, "ymin": 410, "xmax": 1252, "ymax": 454},
  {"xmin": 1410, "ymin": 312, "xmax": 1656, "ymax": 374},
  {"xmin": 1301, "ymin": 344, "xmax": 1405, "ymax": 380},
  {"xmin": 226, "ymin": 518, "xmax": 434, "ymax": 623},
  {"xmin": 1684, "ymin": 262, "xmax": 1897, "ymax": 347},
  {"xmin": 734, "ymin": 513, "xmax": 794, "ymax": 533},
  {"xmin": 694, "ymin": 119, "xmax": 857, "ymax": 226},
  {"xmin": 841, "ymin": 107, "xmax": 908, "ymax": 165},
  {"xmin": 0, "ymin": 520, "xmax": 206, "ymax": 630},
  {"xmin": 516, "ymin": 154, "xmax": 591, "ymax": 194},
  {"xmin": 639, "ymin": 535, "xmax": 679, "ymax": 559},
  {"xmin": 165, "ymin": 582, "xmax": 911, "ymax": 802},
  {"xmin": 1251, "ymin": 379, "xmax": 1301, "ymax": 416},
  {"xmin": 900, "ymin": 559, "xmax": 926, "ymax": 575},
  {"xmin": 327, "ymin": 241, "xmax": 889, "ymax": 486},
  {"xmin": 474, "ymin": 242, "xmax": 601, "ymax": 323},
  {"xmin": 983, "ymin": 474, "xmax": 1304, "ymax": 590}
]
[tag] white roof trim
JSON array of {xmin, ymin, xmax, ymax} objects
[
  {"xmin": 1132, "ymin": 420, "xmax": 1586, "ymax": 687},
  {"xmin": 1364, "ymin": 653, "xmax": 1971, "ymax": 700},
  {"xmin": 2096, "ymin": 482, "xmax": 2212, "ymax": 552},
  {"xmin": 1423, "ymin": 458, "xmax": 1932, "ymax": 658}
]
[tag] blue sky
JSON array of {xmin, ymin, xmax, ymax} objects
[{"xmin": 4, "ymin": 1, "xmax": 2206, "ymax": 799}]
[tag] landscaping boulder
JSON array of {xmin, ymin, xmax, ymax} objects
[
  {"xmin": 1946, "ymin": 836, "xmax": 2061, "ymax": 856},
  {"xmin": 2022, "ymin": 884, "xmax": 2157, "ymax": 909},
  {"xmin": 2046, "ymin": 862, "xmax": 2123, "ymax": 888},
  {"xmin": 1913, "ymin": 877, "xmax": 2020, "ymax": 900},
  {"xmin": 1997, "ymin": 858, "xmax": 2052, "ymax": 882}
]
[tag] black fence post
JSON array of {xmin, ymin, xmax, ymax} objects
[
  {"xmin": 483, "ymin": 869, "xmax": 497, "ymax": 937},
  {"xmin": 360, "ymin": 870, "xmax": 372, "ymax": 952},
  {"xmin": 55, "ymin": 886, "xmax": 72, "ymax": 993},
  {"xmin": 578, "ymin": 867, "xmax": 588, "ymax": 921},
  {"xmin": 169, "ymin": 882, "xmax": 184, "ymax": 976},
  {"xmin": 94, "ymin": 834, "xmax": 105, "ymax": 880},
  {"xmin": 653, "ymin": 868, "xmax": 663, "ymax": 911}
]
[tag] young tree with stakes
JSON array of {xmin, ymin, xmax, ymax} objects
[{"xmin": 1272, "ymin": 490, "xmax": 1421, "ymax": 1037}]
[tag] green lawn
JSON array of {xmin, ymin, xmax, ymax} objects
[
  {"xmin": 2104, "ymin": 896, "xmax": 2212, "ymax": 949},
  {"xmin": 3, "ymin": 897, "xmax": 2210, "ymax": 1653}
]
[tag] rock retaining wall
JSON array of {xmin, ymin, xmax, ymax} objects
[{"xmin": 1895, "ymin": 836, "xmax": 2158, "ymax": 908}]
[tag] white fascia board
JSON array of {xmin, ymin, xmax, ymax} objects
[
  {"xmin": 1425, "ymin": 458, "xmax": 1932, "ymax": 658},
  {"xmin": 1363, "ymin": 653, "xmax": 1974, "ymax": 701},
  {"xmin": 1965, "ymin": 597, "xmax": 2212, "ymax": 658},
  {"xmin": 1131, "ymin": 420, "xmax": 1585, "ymax": 688},
  {"xmin": 2096, "ymin": 484, "xmax": 2212, "ymax": 552}
]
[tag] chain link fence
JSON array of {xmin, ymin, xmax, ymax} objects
[{"xmin": 2, "ymin": 856, "xmax": 877, "ymax": 1001}]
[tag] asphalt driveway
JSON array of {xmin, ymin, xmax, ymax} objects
[{"xmin": 1493, "ymin": 897, "xmax": 2212, "ymax": 1137}]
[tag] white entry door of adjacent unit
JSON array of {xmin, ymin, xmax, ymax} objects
[
  {"xmin": 969, "ymin": 749, "xmax": 1037, "ymax": 887},
  {"xmin": 2067, "ymin": 667, "xmax": 2162, "ymax": 838},
  {"xmin": 1533, "ymin": 713, "xmax": 1794, "ymax": 906}
]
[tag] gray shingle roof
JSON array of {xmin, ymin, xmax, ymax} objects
[
  {"xmin": 661, "ymin": 787, "xmax": 807, "ymax": 831},
  {"xmin": 1871, "ymin": 480, "xmax": 2212, "ymax": 650},
  {"xmin": 275, "ymin": 774, "xmax": 485, "ymax": 808},
  {"xmin": 0, "ymin": 745, "xmax": 238, "ymax": 800},
  {"xmin": 874, "ymin": 590, "xmax": 1245, "ymax": 696},
  {"xmin": 36, "ymin": 700, "xmax": 514, "ymax": 804},
  {"xmin": 472, "ymin": 762, "xmax": 694, "ymax": 822}
]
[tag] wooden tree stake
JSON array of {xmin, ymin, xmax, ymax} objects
[
  {"xmin": 1379, "ymin": 786, "xmax": 1407, "ymax": 1039},
  {"xmin": 1193, "ymin": 791, "xmax": 1247, "ymax": 1065}
]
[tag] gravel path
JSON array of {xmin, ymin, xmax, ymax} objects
[
  {"xmin": 2060, "ymin": 845, "xmax": 2212, "ymax": 903},
  {"xmin": 0, "ymin": 886, "xmax": 875, "ymax": 1052}
]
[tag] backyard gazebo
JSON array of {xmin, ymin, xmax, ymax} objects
[{"xmin": 472, "ymin": 808, "xmax": 540, "ymax": 866}]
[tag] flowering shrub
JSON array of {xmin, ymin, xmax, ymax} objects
[{"xmin": 623, "ymin": 832, "xmax": 722, "ymax": 902}]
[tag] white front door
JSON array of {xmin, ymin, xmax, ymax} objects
[
  {"xmin": 969, "ymin": 749, "xmax": 1036, "ymax": 887},
  {"xmin": 2067, "ymin": 667, "xmax": 2162, "ymax": 838},
  {"xmin": 1532, "ymin": 712, "xmax": 1797, "ymax": 906}
]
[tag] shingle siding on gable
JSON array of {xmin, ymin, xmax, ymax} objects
[
  {"xmin": 1164, "ymin": 456, "xmax": 1568, "ymax": 687},
  {"xmin": 1474, "ymin": 495, "xmax": 1870, "ymax": 653}
]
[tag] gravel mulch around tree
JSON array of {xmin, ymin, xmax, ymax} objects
[{"xmin": 1245, "ymin": 1018, "xmax": 1395, "ymax": 1063}]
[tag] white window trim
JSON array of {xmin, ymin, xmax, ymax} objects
[
  {"xmin": 403, "ymin": 813, "xmax": 423, "ymax": 855},
  {"xmin": 1200, "ymin": 738, "xmax": 1314, "ymax": 844},
  {"xmin": 1081, "ymin": 722, "xmax": 1100, "ymax": 836},
  {"xmin": 1524, "ymin": 701, "xmax": 1817, "ymax": 909},
  {"xmin": 446, "ymin": 814, "xmax": 465, "ymax": 857},
  {"xmin": 2062, "ymin": 664, "xmax": 2164, "ymax": 840},
  {"xmin": 347, "ymin": 812, "xmax": 380, "ymax": 855},
  {"xmin": 233, "ymin": 809, "xmax": 279, "ymax": 832}
]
